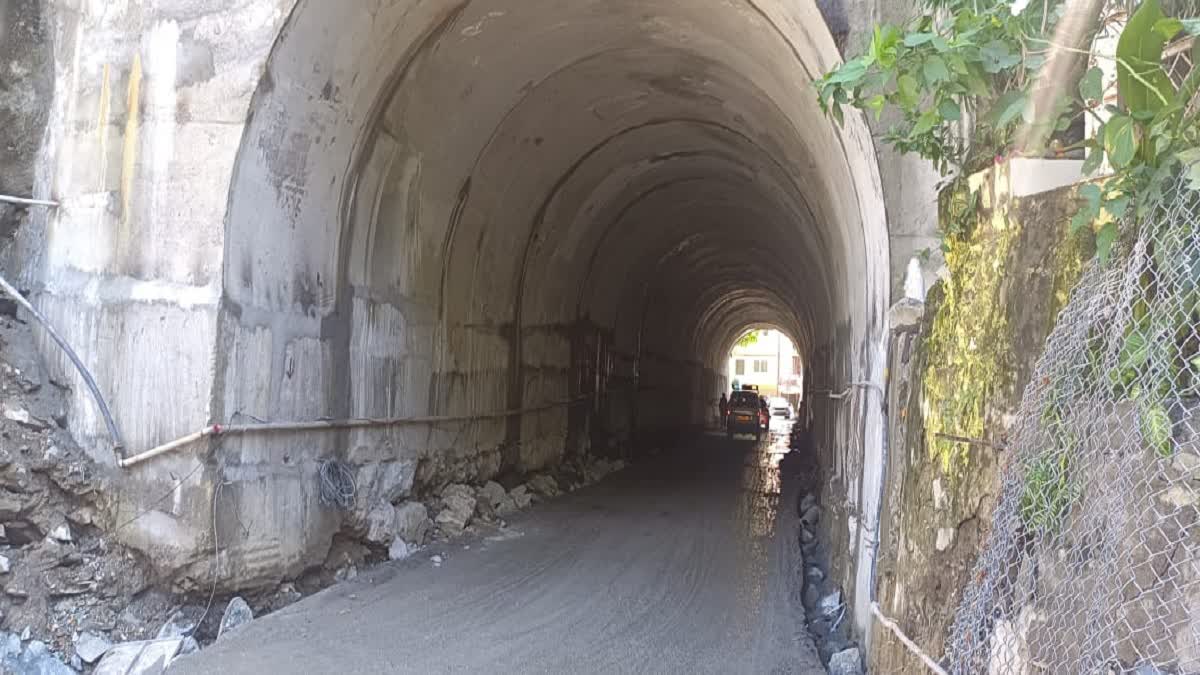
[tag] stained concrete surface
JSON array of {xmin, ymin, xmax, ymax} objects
[{"xmin": 170, "ymin": 428, "xmax": 821, "ymax": 674}]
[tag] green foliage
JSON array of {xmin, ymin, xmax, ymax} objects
[
  {"xmin": 816, "ymin": 0, "xmax": 1200, "ymax": 266},
  {"xmin": 1019, "ymin": 450, "xmax": 1078, "ymax": 535},
  {"xmin": 734, "ymin": 331, "xmax": 759, "ymax": 349}
]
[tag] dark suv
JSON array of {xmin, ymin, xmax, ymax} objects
[{"xmin": 726, "ymin": 390, "xmax": 765, "ymax": 440}]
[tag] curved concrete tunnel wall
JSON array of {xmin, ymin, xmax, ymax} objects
[
  {"xmin": 214, "ymin": 0, "xmax": 889, "ymax": 595},
  {"xmin": 18, "ymin": 0, "xmax": 890, "ymax": 637}
]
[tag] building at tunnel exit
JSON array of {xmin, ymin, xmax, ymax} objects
[{"xmin": 1, "ymin": 0, "xmax": 932, "ymax": 648}]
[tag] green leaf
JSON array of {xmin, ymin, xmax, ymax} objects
[
  {"xmin": 829, "ymin": 58, "xmax": 869, "ymax": 85},
  {"xmin": 1141, "ymin": 403, "xmax": 1174, "ymax": 458},
  {"xmin": 865, "ymin": 94, "xmax": 886, "ymax": 120},
  {"xmin": 1153, "ymin": 17, "xmax": 1183, "ymax": 40},
  {"xmin": 897, "ymin": 73, "xmax": 920, "ymax": 107},
  {"xmin": 980, "ymin": 40, "xmax": 1021, "ymax": 73},
  {"xmin": 1079, "ymin": 66, "xmax": 1104, "ymax": 103},
  {"xmin": 1116, "ymin": 0, "xmax": 1177, "ymax": 114},
  {"xmin": 1080, "ymin": 184, "xmax": 1102, "ymax": 213},
  {"xmin": 1180, "ymin": 148, "xmax": 1200, "ymax": 191},
  {"xmin": 903, "ymin": 32, "xmax": 935, "ymax": 47},
  {"xmin": 924, "ymin": 56, "xmax": 951, "ymax": 84},
  {"xmin": 1104, "ymin": 195, "xmax": 1130, "ymax": 220},
  {"xmin": 931, "ymin": 35, "xmax": 950, "ymax": 52},
  {"xmin": 871, "ymin": 25, "xmax": 901, "ymax": 68},
  {"xmin": 1104, "ymin": 115, "xmax": 1138, "ymax": 168},
  {"xmin": 1081, "ymin": 146, "xmax": 1104, "ymax": 176},
  {"xmin": 912, "ymin": 109, "xmax": 939, "ymax": 135},
  {"xmin": 1070, "ymin": 208, "xmax": 1093, "ymax": 233},
  {"xmin": 938, "ymin": 99, "xmax": 962, "ymax": 121},
  {"xmin": 831, "ymin": 101, "xmax": 845, "ymax": 126},
  {"xmin": 1096, "ymin": 221, "xmax": 1119, "ymax": 265},
  {"xmin": 991, "ymin": 91, "xmax": 1028, "ymax": 126}
]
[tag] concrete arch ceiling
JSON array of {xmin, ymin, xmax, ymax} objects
[{"xmin": 221, "ymin": 0, "xmax": 887, "ymax": 453}]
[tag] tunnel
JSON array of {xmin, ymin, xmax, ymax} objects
[{"xmin": 202, "ymin": 0, "xmax": 890, "ymax": 610}]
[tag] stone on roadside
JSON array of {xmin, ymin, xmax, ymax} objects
[
  {"xmin": 827, "ymin": 647, "xmax": 863, "ymax": 675},
  {"xmin": 527, "ymin": 474, "xmax": 560, "ymax": 498},
  {"xmin": 805, "ymin": 565, "xmax": 825, "ymax": 584},
  {"xmin": 2, "ymin": 405, "xmax": 47, "ymax": 431},
  {"xmin": 441, "ymin": 483, "xmax": 475, "ymax": 502},
  {"xmin": 800, "ymin": 504, "xmax": 821, "ymax": 527},
  {"xmin": 74, "ymin": 631, "xmax": 112, "ymax": 664},
  {"xmin": 509, "ymin": 485, "xmax": 532, "ymax": 509},
  {"xmin": 478, "ymin": 481, "xmax": 506, "ymax": 508},
  {"xmin": 217, "ymin": 597, "xmax": 253, "ymax": 640},
  {"xmin": 393, "ymin": 502, "xmax": 430, "ymax": 545},
  {"xmin": 1, "ymin": 635, "xmax": 74, "ymax": 675},
  {"xmin": 0, "ymin": 555, "xmax": 9, "ymax": 574},
  {"xmin": 364, "ymin": 501, "xmax": 397, "ymax": 545},
  {"xmin": 93, "ymin": 638, "xmax": 184, "ymax": 675},
  {"xmin": 495, "ymin": 495, "xmax": 518, "ymax": 515},
  {"xmin": 48, "ymin": 524, "xmax": 72, "ymax": 543},
  {"xmin": 435, "ymin": 489, "xmax": 476, "ymax": 536},
  {"xmin": 817, "ymin": 589, "xmax": 842, "ymax": 618},
  {"xmin": 388, "ymin": 538, "xmax": 410, "ymax": 561},
  {"xmin": 800, "ymin": 493, "xmax": 817, "ymax": 514}
]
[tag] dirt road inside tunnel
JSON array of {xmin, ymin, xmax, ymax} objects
[{"xmin": 170, "ymin": 429, "xmax": 822, "ymax": 674}]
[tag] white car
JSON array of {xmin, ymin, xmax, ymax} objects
[{"xmin": 770, "ymin": 397, "xmax": 794, "ymax": 419}]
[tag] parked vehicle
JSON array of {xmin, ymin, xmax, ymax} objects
[
  {"xmin": 726, "ymin": 389, "xmax": 764, "ymax": 440},
  {"xmin": 770, "ymin": 397, "xmax": 794, "ymax": 419}
]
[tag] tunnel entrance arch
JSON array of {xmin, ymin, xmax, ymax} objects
[{"xmin": 211, "ymin": 0, "xmax": 890, "ymax": 614}]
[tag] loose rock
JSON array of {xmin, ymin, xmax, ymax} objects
[
  {"xmin": 817, "ymin": 589, "xmax": 842, "ymax": 618},
  {"xmin": 217, "ymin": 597, "xmax": 253, "ymax": 640},
  {"xmin": 0, "ymin": 633, "xmax": 73, "ymax": 675},
  {"xmin": 827, "ymin": 647, "xmax": 863, "ymax": 675},
  {"xmin": 393, "ymin": 502, "xmax": 430, "ymax": 545},
  {"xmin": 509, "ymin": 485, "xmax": 533, "ymax": 509},
  {"xmin": 388, "ymin": 539, "xmax": 410, "ymax": 561},
  {"xmin": 93, "ymin": 638, "xmax": 184, "ymax": 675},
  {"xmin": 435, "ymin": 488, "xmax": 476, "ymax": 536},
  {"xmin": 2, "ymin": 405, "xmax": 46, "ymax": 431},
  {"xmin": 800, "ymin": 504, "xmax": 821, "ymax": 527},
  {"xmin": 74, "ymin": 631, "xmax": 111, "ymax": 664},
  {"xmin": 48, "ymin": 524, "xmax": 71, "ymax": 543},
  {"xmin": 527, "ymin": 474, "xmax": 560, "ymax": 498},
  {"xmin": 478, "ymin": 481, "xmax": 507, "ymax": 509},
  {"xmin": 363, "ymin": 501, "xmax": 397, "ymax": 545},
  {"xmin": 0, "ymin": 554, "xmax": 9, "ymax": 574}
]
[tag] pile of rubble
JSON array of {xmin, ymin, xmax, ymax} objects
[
  {"xmin": 323, "ymin": 454, "xmax": 628, "ymax": 581},
  {"xmin": 0, "ymin": 303, "xmax": 190, "ymax": 673},
  {"xmin": 786, "ymin": 423, "xmax": 863, "ymax": 675},
  {"xmin": 0, "ymin": 298, "xmax": 634, "ymax": 672}
]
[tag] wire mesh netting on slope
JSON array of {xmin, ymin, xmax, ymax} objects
[{"xmin": 944, "ymin": 174, "xmax": 1200, "ymax": 674}]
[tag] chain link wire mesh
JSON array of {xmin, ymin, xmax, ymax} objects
[{"xmin": 942, "ymin": 172, "xmax": 1200, "ymax": 674}]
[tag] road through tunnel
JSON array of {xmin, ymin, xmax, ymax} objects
[{"xmin": 209, "ymin": 0, "xmax": 890, "ymax": 610}]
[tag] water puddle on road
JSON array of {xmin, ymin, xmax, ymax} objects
[{"xmin": 728, "ymin": 420, "xmax": 796, "ymax": 642}]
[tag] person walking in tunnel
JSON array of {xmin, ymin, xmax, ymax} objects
[{"xmin": 718, "ymin": 392, "xmax": 728, "ymax": 429}]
